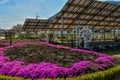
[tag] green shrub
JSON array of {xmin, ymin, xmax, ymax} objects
[
  {"xmin": 39, "ymin": 33, "xmax": 46, "ymax": 40},
  {"xmin": 113, "ymin": 55, "xmax": 120, "ymax": 60},
  {"xmin": 47, "ymin": 32, "xmax": 54, "ymax": 43},
  {"xmin": 0, "ymin": 75, "xmax": 25, "ymax": 80},
  {"xmin": 68, "ymin": 65, "xmax": 120, "ymax": 80}
]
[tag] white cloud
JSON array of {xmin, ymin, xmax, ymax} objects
[{"xmin": 0, "ymin": 0, "xmax": 10, "ymax": 5}]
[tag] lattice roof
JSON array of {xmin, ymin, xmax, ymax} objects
[
  {"xmin": 50, "ymin": 0, "xmax": 120, "ymax": 30},
  {"xmin": 22, "ymin": 19, "xmax": 52, "ymax": 31},
  {"xmin": 23, "ymin": 0, "xmax": 120, "ymax": 31}
]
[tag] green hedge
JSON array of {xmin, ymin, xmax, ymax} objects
[
  {"xmin": 0, "ymin": 75, "xmax": 25, "ymax": 80},
  {"xmin": 113, "ymin": 55, "xmax": 120, "ymax": 60}
]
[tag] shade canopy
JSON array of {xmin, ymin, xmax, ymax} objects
[
  {"xmin": 23, "ymin": 0, "xmax": 120, "ymax": 31},
  {"xmin": 50, "ymin": 0, "xmax": 120, "ymax": 30},
  {"xmin": 22, "ymin": 19, "xmax": 52, "ymax": 31}
]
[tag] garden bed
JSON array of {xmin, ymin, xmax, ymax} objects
[
  {"xmin": 0, "ymin": 42, "xmax": 119, "ymax": 79},
  {"xmin": 4, "ymin": 44, "xmax": 98, "ymax": 67}
]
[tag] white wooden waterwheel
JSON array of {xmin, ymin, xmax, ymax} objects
[{"xmin": 76, "ymin": 26, "xmax": 93, "ymax": 48}]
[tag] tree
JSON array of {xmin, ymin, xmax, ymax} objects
[
  {"xmin": 12, "ymin": 24, "xmax": 23, "ymax": 34},
  {"xmin": 5, "ymin": 29, "xmax": 15, "ymax": 45}
]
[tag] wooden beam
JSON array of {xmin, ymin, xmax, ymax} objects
[
  {"xmin": 55, "ymin": 17, "xmax": 120, "ymax": 23},
  {"xmin": 61, "ymin": 16, "xmax": 64, "ymax": 44}
]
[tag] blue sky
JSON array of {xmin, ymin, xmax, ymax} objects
[
  {"xmin": 0, "ymin": 0, "xmax": 119, "ymax": 29},
  {"xmin": 0, "ymin": 0, "xmax": 67, "ymax": 29}
]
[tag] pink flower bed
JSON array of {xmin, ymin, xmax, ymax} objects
[{"xmin": 0, "ymin": 42, "xmax": 116, "ymax": 79}]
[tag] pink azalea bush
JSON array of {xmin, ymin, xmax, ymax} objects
[
  {"xmin": 95, "ymin": 56, "xmax": 115, "ymax": 64},
  {"xmin": 0, "ymin": 42, "xmax": 117, "ymax": 79}
]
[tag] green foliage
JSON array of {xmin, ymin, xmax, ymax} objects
[
  {"xmin": 24, "ymin": 32, "xmax": 34, "ymax": 39},
  {"xmin": 113, "ymin": 55, "xmax": 120, "ymax": 60},
  {"xmin": 39, "ymin": 33, "xmax": 46, "ymax": 40},
  {"xmin": 17, "ymin": 33, "xmax": 24, "ymax": 39},
  {"xmin": 47, "ymin": 32, "xmax": 54, "ymax": 43},
  {"xmin": 5, "ymin": 31, "xmax": 15, "ymax": 45},
  {"xmin": 93, "ymin": 32, "xmax": 120, "ymax": 41},
  {"xmin": 17, "ymin": 32, "xmax": 36, "ymax": 39},
  {"xmin": 66, "ymin": 33, "xmax": 75, "ymax": 41}
]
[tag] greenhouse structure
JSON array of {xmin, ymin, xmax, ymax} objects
[{"xmin": 22, "ymin": 0, "xmax": 120, "ymax": 49}]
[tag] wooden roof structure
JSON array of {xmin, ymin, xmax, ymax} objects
[
  {"xmin": 22, "ymin": 19, "xmax": 52, "ymax": 31},
  {"xmin": 23, "ymin": 0, "xmax": 120, "ymax": 31},
  {"xmin": 50, "ymin": 0, "xmax": 120, "ymax": 30}
]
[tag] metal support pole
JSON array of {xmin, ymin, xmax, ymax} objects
[
  {"xmin": 92, "ymin": 19, "xmax": 94, "ymax": 41},
  {"xmin": 26, "ymin": 29, "xmax": 28, "ymax": 34},
  {"xmin": 69, "ymin": 30, "xmax": 74, "ymax": 48},
  {"xmin": 117, "ymin": 27, "xmax": 119, "ymax": 40},
  {"xmin": 76, "ymin": 18, "xmax": 80, "ymax": 48},
  {"xmin": 44, "ymin": 30, "xmax": 46, "ymax": 34},
  {"xmin": 35, "ymin": 29, "xmax": 38, "ymax": 38},
  {"xmin": 53, "ymin": 30, "xmax": 56, "ymax": 44},
  {"xmin": 114, "ymin": 22, "xmax": 116, "ymax": 41},
  {"xmin": 104, "ymin": 21, "xmax": 106, "ymax": 41},
  {"xmin": 61, "ymin": 16, "xmax": 64, "ymax": 44},
  {"xmin": 76, "ymin": 26, "xmax": 78, "ymax": 47},
  {"xmin": 117, "ymin": 28, "xmax": 119, "ymax": 38},
  {"xmin": 26, "ymin": 29, "xmax": 29, "ymax": 38},
  {"xmin": 119, "ymin": 29, "xmax": 120, "ymax": 40},
  {"xmin": 67, "ymin": 30, "xmax": 69, "ymax": 44},
  {"xmin": 116, "ymin": 22, "xmax": 119, "ymax": 38}
]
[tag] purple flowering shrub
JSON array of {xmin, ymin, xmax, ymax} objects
[{"xmin": 0, "ymin": 42, "xmax": 117, "ymax": 79}]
